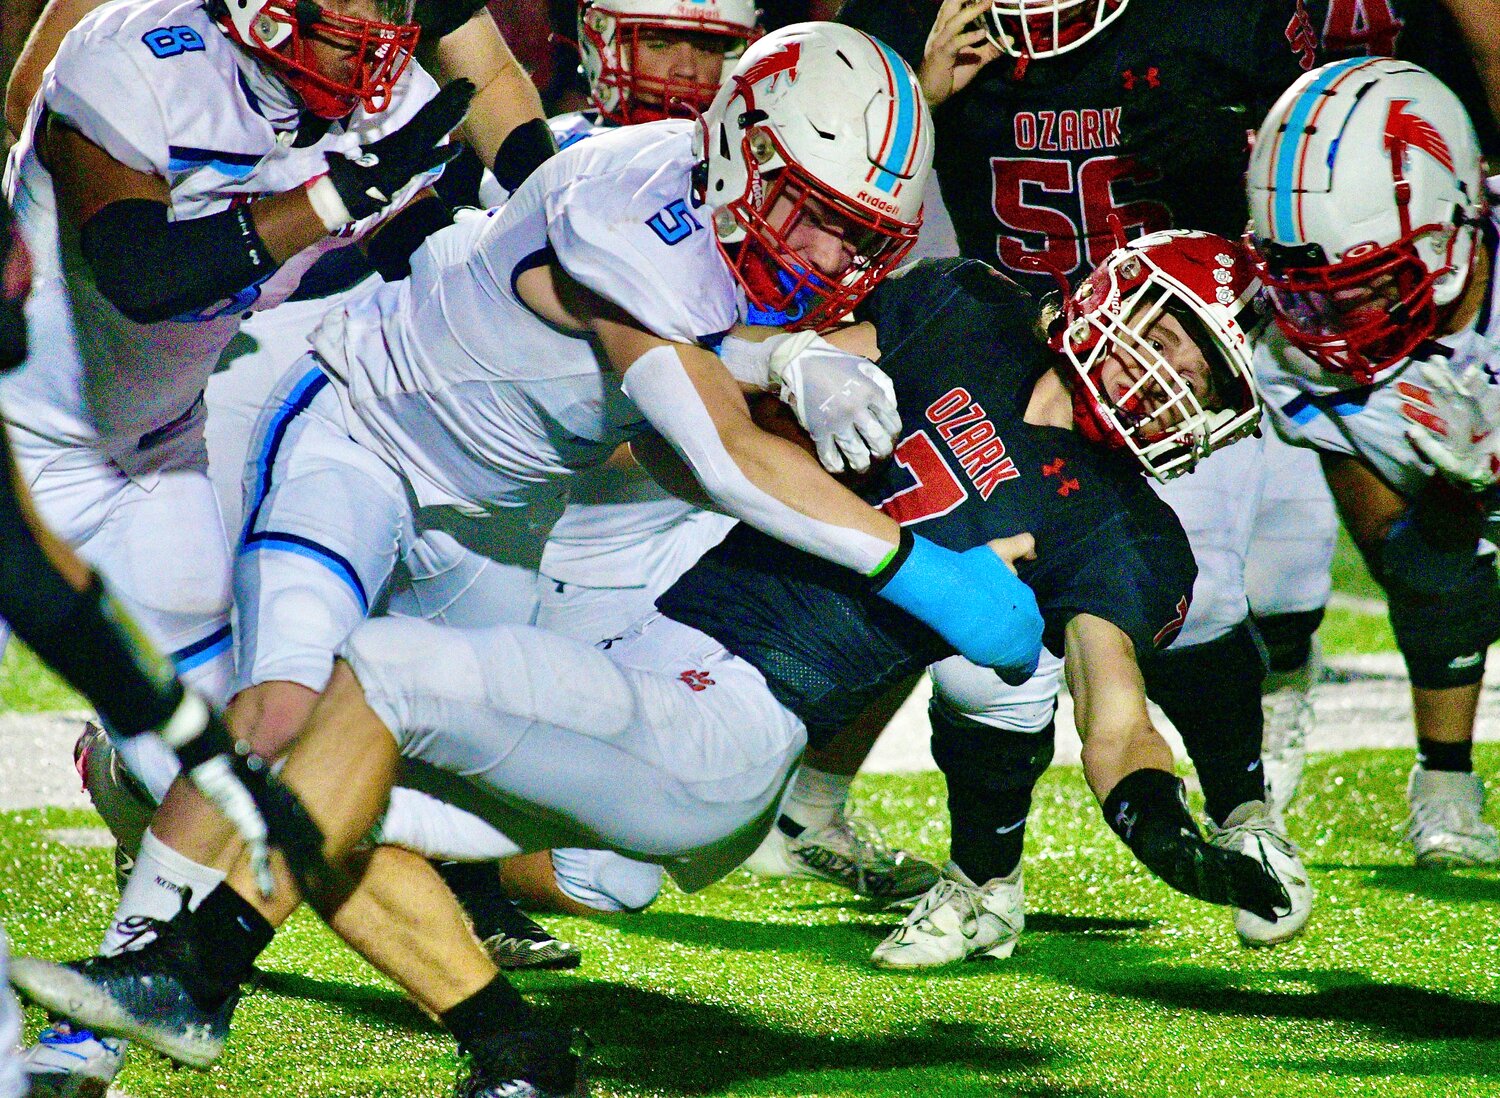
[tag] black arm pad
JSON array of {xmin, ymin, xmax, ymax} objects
[
  {"xmin": 79, "ymin": 198, "xmax": 279, "ymax": 325},
  {"xmin": 492, "ymin": 117, "xmax": 556, "ymax": 194},
  {"xmin": 365, "ymin": 195, "xmax": 454, "ymax": 282}
]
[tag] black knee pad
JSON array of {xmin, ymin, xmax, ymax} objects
[
  {"xmin": 1389, "ymin": 553, "xmax": 1500, "ymax": 689},
  {"xmin": 1140, "ymin": 620, "xmax": 1268, "ymax": 719},
  {"xmin": 1253, "ymin": 609, "xmax": 1325, "ymax": 674},
  {"xmin": 929, "ymin": 700, "xmax": 1055, "ymax": 796}
]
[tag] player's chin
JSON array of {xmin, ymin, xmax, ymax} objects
[{"xmin": 746, "ymin": 390, "xmax": 891, "ymax": 490}]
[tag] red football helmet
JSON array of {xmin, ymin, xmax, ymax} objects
[
  {"xmin": 212, "ymin": 0, "xmax": 419, "ymax": 119},
  {"xmin": 578, "ymin": 0, "xmax": 761, "ymax": 125},
  {"xmin": 1053, "ymin": 229, "xmax": 1264, "ymax": 481}
]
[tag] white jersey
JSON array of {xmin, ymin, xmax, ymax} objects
[
  {"xmin": 313, "ymin": 120, "xmax": 742, "ymax": 515},
  {"xmin": 0, "ymin": 0, "xmax": 438, "ymax": 475},
  {"xmin": 1256, "ymin": 218, "xmax": 1500, "ymax": 498},
  {"xmin": 513, "ymin": 110, "xmax": 728, "ymax": 584}
]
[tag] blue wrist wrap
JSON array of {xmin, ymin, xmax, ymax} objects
[{"xmin": 876, "ymin": 535, "xmax": 1043, "ymax": 682}]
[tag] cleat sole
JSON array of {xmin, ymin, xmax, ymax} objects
[{"xmin": 9, "ymin": 961, "xmax": 221, "ymax": 1070}]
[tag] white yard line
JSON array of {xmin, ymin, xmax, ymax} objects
[{"xmin": 4, "ymin": 656, "xmax": 1498, "ymax": 805}]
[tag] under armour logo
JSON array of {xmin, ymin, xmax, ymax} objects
[
  {"xmin": 1121, "ymin": 66, "xmax": 1161, "ymax": 91},
  {"xmin": 1113, "ymin": 802, "xmax": 1138, "ymax": 840},
  {"xmin": 679, "ymin": 669, "xmax": 716, "ymax": 692},
  {"xmin": 1043, "ymin": 458, "xmax": 1080, "ymax": 496}
]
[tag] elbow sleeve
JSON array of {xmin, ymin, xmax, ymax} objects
[{"xmin": 79, "ymin": 199, "xmax": 279, "ymax": 324}]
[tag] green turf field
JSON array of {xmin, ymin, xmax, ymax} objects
[
  {"xmin": 7, "ymin": 529, "xmax": 1497, "ymax": 1097},
  {"xmin": 2, "ymin": 754, "xmax": 1498, "ymax": 1098}
]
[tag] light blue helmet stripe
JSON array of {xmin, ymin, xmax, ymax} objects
[
  {"xmin": 1272, "ymin": 57, "xmax": 1372, "ymax": 241},
  {"xmin": 871, "ymin": 38, "xmax": 916, "ymax": 194}
]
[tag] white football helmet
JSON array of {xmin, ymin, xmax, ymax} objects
[
  {"xmin": 1054, "ymin": 230, "xmax": 1264, "ymax": 481},
  {"xmin": 694, "ymin": 22, "xmax": 934, "ymax": 331},
  {"xmin": 982, "ymin": 0, "xmax": 1129, "ymax": 61},
  {"xmin": 1247, "ymin": 57, "xmax": 1484, "ymax": 382},
  {"xmin": 209, "ymin": 0, "xmax": 418, "ymax": 118},
  {"xmin": 578, "ymin": 0, "xmax": 759, "ymax": 124}
]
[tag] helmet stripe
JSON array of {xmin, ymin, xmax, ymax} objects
[
  {"xmin": 869, "ymin": 36, "xmax": 918, "ymax": 194},
  {"xmin": 1271, "ymin": 56, "xmax": 1379, "ymax": 242}
]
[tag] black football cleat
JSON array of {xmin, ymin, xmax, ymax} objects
[
  {"xmin": 10, "ymin": 940, "xmax": 238, "ymax": 1069},
  {"xmin": 480, "ymin": 901, "xmax": 583, "ymax": 971},
  {"xmin": 456, "ymin": 1028, "xmax": 588, "ymax": 1097}
]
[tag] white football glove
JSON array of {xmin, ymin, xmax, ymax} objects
[
  {"xmin": 1400, "ymin": 357, "xmax": 1500, "ymax": 493},
  {"xmin": 768, "ymin": 333, "xmax": 902, "ymax": 475}
]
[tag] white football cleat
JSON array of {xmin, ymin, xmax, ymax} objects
[
  {"xmin": 21, "ymin": 1022, "xmax": 126, "ymax": 1098},
  {"xmin": 743, "ymin": 815, "xmax": 940, "ymax": 903},
  {"xmin": 869, "ymin": 863, "xmax": 1024, "ymax": 970},
  {"xmin": 1208, "ymin": 800, "xmax": 1312, "ymax": 948},
  {"xmin": 1260, "ymin": 660, "xmax": 1317, "ymax": 818},
  {"xmin": 1406, "ymin": 766, "xmax": 1500, "ymax": 867}
]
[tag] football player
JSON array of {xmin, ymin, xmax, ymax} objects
[
  {"xmin": 10, "ymin": 230, "xmax": 1291, "ymax": 1096},
  {"xmin": 0, "ymin": 192, "xmax": 301, "ymax": 1098},
  {"xmin": 1247, "ymin": 57, "xmax": 1500, "ymax": 867},
  {"xmin": 809, "ymin": 0, "xmax": 1329, "ymax": 962}
]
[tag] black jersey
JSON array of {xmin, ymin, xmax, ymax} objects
[
  {"xmin": 658, "ymin": 260, "xmax": 1196, "ymax": 745},
  {"xmin": 838, "ymin": 0, "xmax": 1496, "ymax": 296},
  {"xmin": 839, "ymin": 0, "xmax": 1307, "ymax": 295}
]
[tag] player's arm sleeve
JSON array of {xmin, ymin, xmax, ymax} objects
[
  {"xmin": 1041, "ymin": 523, "xmax": 1194, "ymax": 658},
  {"xmin": 616, "ymin": 339, "xmax": 898, "ymax": 575}
]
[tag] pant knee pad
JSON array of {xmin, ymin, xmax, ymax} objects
[
  {"xmin": 1253, "ymin": 609, "xmax": 1325, "ymax": 674},
  {"xmin": 1390, "ymin": 554, "xmax": 1500, "ymax": 689}
]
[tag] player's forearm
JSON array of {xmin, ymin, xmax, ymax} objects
[
  {"xmin": 623, "ymin": 343, "xmax": 900, "ymax": 574},
  {"xmin": 433, "ymin": 11, "xmax": 547, "ymax": 174},
  {"xmin": 4, "ymin": 0, "xmax": 101, "ymax": 137},
  {"xmin": 1078, "ymin": 719, "xmax": 1175, "ymax": 805}
]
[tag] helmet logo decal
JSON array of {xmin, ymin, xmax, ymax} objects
[
  {"xmin": 738, "ymin": 40, "xmax": 800, "ymax": 92},
  {"xmin": 1384, "ymin": 99, "xmax": 1456, "ymax": 174}
]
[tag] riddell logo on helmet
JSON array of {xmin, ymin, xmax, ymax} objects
[
  {"xmin": 856, "ymin": 191, "xmax": 901, "ymax": 215},
  {"xmin": 740, "ymin": 41, "xmax": 800, "ymax": 90}
]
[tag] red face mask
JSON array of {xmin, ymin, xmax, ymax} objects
[{"xmin": 218, "ymin": 0, "xmax": 419, "ymax": 119}]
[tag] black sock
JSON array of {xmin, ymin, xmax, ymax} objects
[
  {"xmin": 931, "ymin": 704, "xmax": 1055, "ymax": 883},
  {"xmin": 1141, "ymin": 624, "xmax": 1268, "ymax": 826},
  {"xmin": 435, "ymin": 861, "xmax": 512, "ymax": 941},
  {"xmin": 440, "ymin": 975, "xmax": 531, "ymax": 1053},
  {"xmin": 1418, "ymin": 738, "xmax": 1473, "ymax": 773},
  {"xmin": 175, "ymin": 884, "xmax": 274, "ymax": 1010}
]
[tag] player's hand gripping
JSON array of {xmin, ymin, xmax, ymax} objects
[
  {"xmin": 156, "ymin": 692, "xmax": 331, "ymax": 898},
  {"xmin": 920, "ymin": 0, "xmax": 1003, "ymax": 107},
  {"xmin": 1401, "ymin": 357, "xmax": 1500, "ymax": 493},
  {"xmin": 306, "ymin": 79, "xmax": 476, "ymax": 231},
  {"xmin": 1104, "ymin": 769, "xmax": 1289, "ymax": 922},
  {"xmin": 768, "ymin": 333, "xmax": 902, "ymax": 475}
]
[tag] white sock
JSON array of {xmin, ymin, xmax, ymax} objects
[
  {"xmin": 782, "ymin": 766, "xmax": 854, "ymax": 832},
  {"xmin": 100, "ymin": 829, "xmax": 225, "ymax": 955}
]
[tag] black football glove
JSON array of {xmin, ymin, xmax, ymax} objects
[
  {"xmin": 412, "ymin": 0, "xmax": 489, "ymax": 40},
  {"xmin": 1104, "ymin": 768, "xmax": 1290, "ymax": 922},
  {"xmin": 313, "ymin": 78, "xmax": 476, "ymax": 228}
]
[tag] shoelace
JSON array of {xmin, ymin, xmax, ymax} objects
[
  {"xmin": 897, "ymin": 878, "xmax": 986, "ymax": 943},
  {"xmin": 109, "ymin": 913, "xmax": 174, "ymax": 953},
  {"xmin": 1218, "ymin": 818, "xmax": 1307, "ymax": 894}
]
